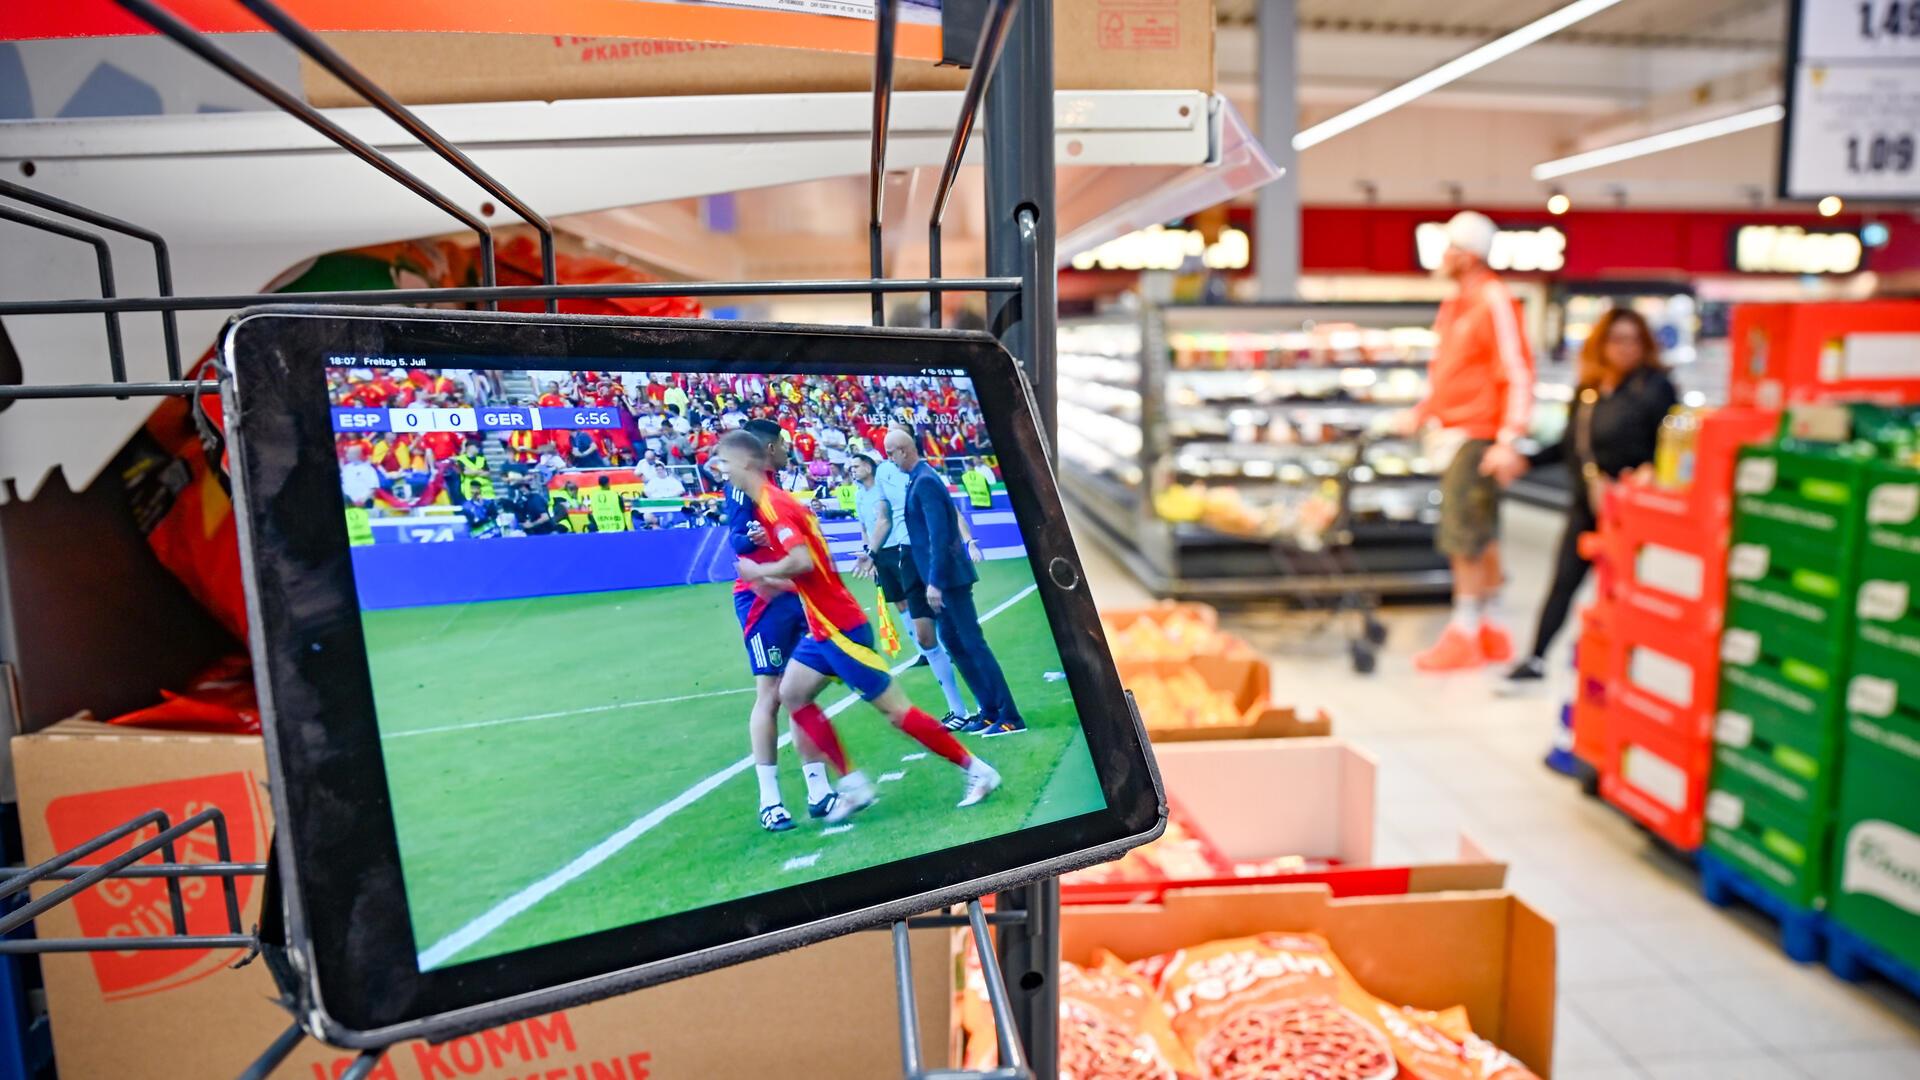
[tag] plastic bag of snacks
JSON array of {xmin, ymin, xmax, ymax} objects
[
  {"xmin": 1059, "ymin": 955, "xmax": 1193, "ymax": 1080},
  {"xmin": 1374, "ymin": 1006, "xmax": 1539, "ymax": 1080},
  {"xmin": 960, "ymin": 942, "xmax": 1190, "ymax": 1080},
  {"xmin": 1060, "ymin": 801, "xmax": 1234, "ymax": 886},
  {"xmin": 1135, "ymin": 933, "xmax": 1541, "ymax": 1080},
  {"xmin": 1141, "ymin": 933, "xmax": 1398, "ymax": 1080}
]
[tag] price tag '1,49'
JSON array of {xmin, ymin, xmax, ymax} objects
[{"xmin": 1782, "ymin": 0, "xmax": 1920, "ymax": 200}]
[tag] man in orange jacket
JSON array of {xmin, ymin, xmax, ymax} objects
[{"xmin": 1397, "ymin": 211, "xmax": 1533, "ymax": 672}]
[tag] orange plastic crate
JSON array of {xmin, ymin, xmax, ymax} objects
[{"xmin": 1600, "ymin": 711, "xmax": 1711, "ymax": 851}]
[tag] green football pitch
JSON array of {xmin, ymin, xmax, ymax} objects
[{"xmin": 360, "ymin": 559, "xmax": 1103, "ymax": 970}]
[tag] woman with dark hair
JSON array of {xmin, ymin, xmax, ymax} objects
[{"xmin": 1503, "ymin": 307, "xmax": 1677, "ymax": 688}]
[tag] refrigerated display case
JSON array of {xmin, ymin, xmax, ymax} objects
[{"xmin": 1059, "ymin": 302, "xmax": 1452, "ymax": 599}]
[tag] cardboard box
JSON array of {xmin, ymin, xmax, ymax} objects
[
  {"xmin": 1064, "ymin": 738, "xmax": 1507, "ymax": 904},
  {"xmin": 301, "ymin": 2, "xmax": 1215, "ymax": 107},
  {"xmin": 12, "ymin": 719, "xmax": 950, "ymax": 1080},
  {"xmin": 1060, "ymin": 885, "xmax": 1558, "ymax": 1078}
]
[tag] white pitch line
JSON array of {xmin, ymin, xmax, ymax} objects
[
  {"xmin": 822, "ymin": 824, "xmax": 855, "ymax": 836},
  {"xmin": 878, "ymin": 771, "xmax": 906, "ymax": 783},
  {"xmin": 901, "ymin": 753, "xmax": 928, "ymax": 761},
  {"xmin": 781, "ymin": 853, "xmax": 822, "ymax": 871},
  {"xmin": 384, "ymin": 687, "xmax": 755, "ymax": 740},
  {"xmin": 416, "ymin": 581, "xmax": 1039, "ymax": 969}
]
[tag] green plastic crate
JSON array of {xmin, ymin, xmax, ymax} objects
[
  {"xmin": 1705, "ymin": 764, "xmax": 1833, "ymax": 908},
  {"xmin": 1825, "ymin": 620, "xmax": 1920, "ymax": 968},
  {"xmin": 1717, "ymin": 622, "xmax": 1847, "ymax": 727},
  {"xmin": 1854, "ymin": 549, "xmax": 1920, "ymax": 671},
  {"xmin": 1860, "ymin": 462, "xmax": 1920, "ymax": 565},
  {"xmin": 1724, "ymin": 538, "xmax": 1854, "ymax": 657},
  {"xmin": 1711, "ymin": 702, "xmax": 1842, "ymax": 815},
  {"xmin": 1731, "ymin": 446, "xmax": 1865, "ymax": 567}
]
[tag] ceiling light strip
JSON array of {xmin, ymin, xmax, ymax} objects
[
  {"xmin": 1531, "ymin": 104, "xmax": 1786, "ymax": 180},
  {"xmin": 1292, "ymin": 0, "xmax": 1626, "ymax": 152}
]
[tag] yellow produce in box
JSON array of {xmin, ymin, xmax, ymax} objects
[
  {"xmin": 1128, "ymin": 672, "xmax": 1243, "ymax": 731},
  {"xmin": 1100, "ymin": 608, "xmax": 1256, "ymax": 663}
]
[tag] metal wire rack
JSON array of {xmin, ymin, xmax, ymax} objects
[{"xmin": 0, "ymin": 0, "xmax": 1068, "ymax": 1076}]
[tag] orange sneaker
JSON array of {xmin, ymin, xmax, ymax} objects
[
  {"xmin": 1479, "ymin": 622, "xmax": 1515, "ymax": 664},
  {"xmin": 1414, "ymin": 625, "xmax": 1486, "ymax": 672}
]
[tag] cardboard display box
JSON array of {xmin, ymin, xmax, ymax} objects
[
  {"xmin": 1060, "ymin": 884, "xmax": 1558, "ymax": 1078},
  {"xmin": 1064, "ymin": 738, "xmax": 1509, "ymax": 904},
  {"xmin": 11, "ymin": 719, "xmax": 950, "ymax": 1080},
  {"xmin": 302, "ymin": 1, "xmax": 1215, "ymax": 107}
]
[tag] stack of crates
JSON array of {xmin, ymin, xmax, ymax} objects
[
  {"xmin": 1828, "ymin": 461, "xmax": 1920, "ymax": 983},
  {"xmin": 1704, "ymin": 444, "xmax": 1865, "ymax": 911},
  {"xmin": 1592, "ymin": 408, "xmax": 1778, "ymax": 849}
]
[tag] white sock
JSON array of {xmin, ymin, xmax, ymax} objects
[
  {"xmin": 802, "ymin": 762, "xmax": 833, "ymax": 802},
  {"xmin": 1478, "ymin": 592, "xmax": 1505, "ymax": 626},
  {"xmin": 924, "ymin": 644, "xmax": 969, "ymax": 716},
  {"xmin": 755, "ymin": 764, "xmax": 782, "ymax": 809},
  {"xmin": 1449, "ymin": 595, "xmax": 1481, "ymax": 632}
]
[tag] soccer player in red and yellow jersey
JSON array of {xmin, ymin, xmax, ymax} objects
[{"xmin": 720, "ymin": 430, "xmax": 1001, "ymax": 825}]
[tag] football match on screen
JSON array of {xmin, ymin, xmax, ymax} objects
[{"xmin": 326, "ymin": 362, "xmax": 1106, "ymax": 970}]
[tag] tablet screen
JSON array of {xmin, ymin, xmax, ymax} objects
[{"xmin": 325, "ymin": 359, "xmax": 1106, "ymax": 972}]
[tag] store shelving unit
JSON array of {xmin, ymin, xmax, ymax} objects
[
  {"xmin": 1060, "ymin": 301, "xmax": 1453, "ymax": 600},
  {"xmin": 1, "ymin": 87, "xmax": 1236, "ymax": 500}
]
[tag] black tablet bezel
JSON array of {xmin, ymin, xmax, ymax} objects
[{"xmin": 220, "ymin": 306, "xmax": 1163, "ymax": 1048}]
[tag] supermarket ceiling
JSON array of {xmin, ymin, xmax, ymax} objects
[
  {"xmin": 1223, "ymin": 0, "xmax": 1785, "ymax": 48},
  {"xmin": 1208, "ymin": 0, "xmax": 1801, "ymax": 208}
]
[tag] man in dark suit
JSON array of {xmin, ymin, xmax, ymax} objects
[{"xmin": 887, "ymin": 429, "xmax": 1026, "ymax": 737}]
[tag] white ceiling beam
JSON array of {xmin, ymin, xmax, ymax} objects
[{"xmin": 1217, "ymin": 25, "xmax": 1779, "ymax": 113}]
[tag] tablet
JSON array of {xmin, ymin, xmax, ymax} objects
[{"xmin": 220, "ymin": 306, "xmax": 1163, "ymax": 1048}]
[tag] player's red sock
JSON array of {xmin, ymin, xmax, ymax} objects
[
  {"xmin": 898, "ymin": 708, "xmax": 970, "ymax": 768},
  {"xmin": 789, "ymin": 704, "xmax": 850, "ymax": 775}
]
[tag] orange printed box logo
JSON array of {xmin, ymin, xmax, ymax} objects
[{"xmin": 44, "ymin": 771, "xmax": 269, "ymax": 1000}]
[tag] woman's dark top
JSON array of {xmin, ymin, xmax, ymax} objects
[{"xmin": 1531, "ymin": 365, "xmax": 1679, "ymax": 480}]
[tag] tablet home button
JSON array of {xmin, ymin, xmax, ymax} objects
[{"xmin": 1047, "ymin": 557, "xmax": 1080, "ymax": 591}]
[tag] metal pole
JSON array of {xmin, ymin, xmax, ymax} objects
[
  {"xmin": 929, "ymin": 0, "xmax": 1021, "ymax": 330},
  {"xmin": 1256, "ymin": 0, "xmax": 1302, "ymax": 300},
  {"xmin": 869, "ymin": 0, "xmax": 901, "ymax": 326},
  {"xmin": 889, "ymin": 921, "xmax": 923, "ymax": 1077},
  {"xmin": 0, "ymin": 204, "xmax": 126, "ymax": 395},
  {"xmin": 984, "ymin": 3, "xmax": 1060, "ymax": 1076},
  {"xmin": 985, "ymin": 0, "xmax": 1058, "ymax": 448},
  {"xmin": 0, "ymin": 277, "xmax": 1021, "ymax": 319}
]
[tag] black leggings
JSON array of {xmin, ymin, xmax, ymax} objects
[{"xmin": 1529, "ymin": 501, "xmax": 1598, "ymax": 661}]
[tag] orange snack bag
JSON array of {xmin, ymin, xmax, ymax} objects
[
  {"xmin": 1061, "ymin": 800, "xmax": 1234, "ymax": 886},
  {"xmin": 1146, "ymin": 933, "xmax": 1398, "ymax": 1080},
  {"xmin": 1057, "ymin": 954, "xmax": 1194, "ymax": 1080},
  {"xmin": 1378, "ymin": 1006, "xmax": 1540, "ymax": 1080},
  {"xmin": 960, "ymin": 942, "xmax": 1193, "ymax": 1079}
]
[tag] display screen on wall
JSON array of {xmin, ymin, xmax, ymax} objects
[{"xmin": 1780, "ymin": 0, "xmax": 1920, "ymax": 201}]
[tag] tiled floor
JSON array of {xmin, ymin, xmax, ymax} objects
[{"xmin": 1071, "ymin": 501, "xmax": 1920, "ymax": 1080}]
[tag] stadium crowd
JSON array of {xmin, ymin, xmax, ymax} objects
[{"xmin": 330, "ymin": 367, "xmax": 999, "ymax": 538}]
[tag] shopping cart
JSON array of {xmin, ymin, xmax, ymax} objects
[{"xmin": 1258, "ymin": 433, "xmax": 1394, "ymax": 674}]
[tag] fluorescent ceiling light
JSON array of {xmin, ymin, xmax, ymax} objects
[
  {"xmin": 1292, "ymin": 0, "xmax": 1625, "ymax": 152},
  {"xmin": 1532, "ymin": 104, "xmax": 1785, "ymax": 180}
]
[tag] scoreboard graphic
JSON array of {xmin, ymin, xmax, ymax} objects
[{"xmin": 331, "ymin": 406, "xmax": 625, "ymax": 434}]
